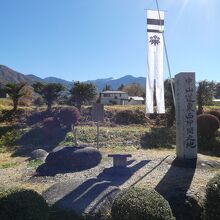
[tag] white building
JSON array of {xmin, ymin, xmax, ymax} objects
[
  {"xmin": 100, "ymin": 90, "xmax": 128, "ymax": 105},
  {"xmin": 128, "ymin": 96, "xmax": 145, "ymax": 105},
  {"xmin": 213, "ymin": 99, "xmax": 220, "ymax": 106},
  {"xmin": 100, "ymin": 90, "xmax": 145, "ymax": 105}
]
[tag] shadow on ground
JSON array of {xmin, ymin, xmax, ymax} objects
[
  {"xmin": 36, "ymin": 160, "xmax": 98, "ymax": 176},
  {"xmin": 0, "ymin": 125, "xmax": 14, "ymax": 136},
  {"xmin": 155, "ymin": 158, "xmax": 199, "ymax": 220},
  {"xmin": 43, "ymin": 159, "xmax": 150, "ymax": 219},
  {"xmin": 12, "ymin": 126, "xmax": 67, "ymax": 157}
]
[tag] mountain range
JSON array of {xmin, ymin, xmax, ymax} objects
[{"xmin": 0, "ymin": 65, "xmax": 145, "ymax": 90}]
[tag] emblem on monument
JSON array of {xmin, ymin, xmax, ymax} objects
[{"xmin": 149, "ymin": 35, "xmax": 160, "ymax": 46}]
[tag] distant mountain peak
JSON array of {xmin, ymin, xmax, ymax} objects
[
  {"xmin": 0, "ymin": 64, "xmax": 145, "ymax": 90},
  {"xmin": 0, "ymin": 65, "xmax": 32, "ymax": 84},
  {"xmin": 85, "ymin": 74, "xmax": 145, "ymax": 91}
]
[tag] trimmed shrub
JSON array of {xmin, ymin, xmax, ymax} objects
[
  {"xmin": 49, "ymin": 206, "xmax": 80, "ymax": 220},
  {"xmin": 208, "ymin": 110, "xmax": 220, "ymax": 121},
  {"xmin": 114, "ymin": 110, "xmax": 147, "ymax": 125},
  {"xmin": 169, "ymin": 193, "xmax": 203, "ymax": 220},
  {"xmin": 198, "ymin": 135, "xmax": 219, "ymax": 151},
  {"xmin": 0, "ymin": 129, "xmax": 22, "ymax": 151},
  {"xmin": 27, "ymin": 111, "xmax": 51, "ymax": 125},
  {"xmin": 197, "ymin": 114, "xmax": 219, "ymax": 138},
  {"xmin": 58, "ymin": 107, "xmax": 80, "ymax": 130},
  {"xmin": 43, "ymin": 117, "xmax": 61, "ymax": 138},
  {"xmin": 111, "ymin": 187, "xmax": 175, "ymax": 220},
  {"xmin": 43, "ymin": 117, "xmax": 60, "ymax": 128},
  {"xmin": 204, "ymin": 173, "xmax": 220, "ymax": 220},
  {"xmin": 0, "ymin": 188, "xmax": 49, "ymax": 220}
]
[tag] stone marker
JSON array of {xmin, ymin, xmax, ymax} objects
[{"xmin": 175, "ymin": 72, "xmax": 197, "ymax": 159}]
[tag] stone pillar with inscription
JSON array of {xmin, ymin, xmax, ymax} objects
[{"xmin": 175, "ymin": 72, "xmax": 197, "ymax": 159}]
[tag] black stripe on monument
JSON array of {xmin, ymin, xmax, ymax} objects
[
  {"xmin": 147, "ymin": 29, "xmax": 163, "ymax": 33},
  {"xmin": 147, "ymin": 19, "xmax": 164, "ymax": 25}
]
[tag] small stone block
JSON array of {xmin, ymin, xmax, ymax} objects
[
  {"xmin": 108, "ymin": 154, "xmax": 132, "ymax": 168},
  {"xmin": 113, "ymin": 157, "xmax": 127, "ymax": 167}
]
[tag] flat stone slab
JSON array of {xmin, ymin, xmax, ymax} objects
[
  {"xmin": 108, "ymin": 154, "xmax": 132, "ymax": 168},
  {"xmin": 43, "ymin": 178, "xmax": 120, "ymax": 219},
  {"xmin": 108, "ymin": 154, "xmax": 132, "ymax": 157}
]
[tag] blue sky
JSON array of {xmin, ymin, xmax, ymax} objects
[{"xmin": 0, "ymin": 0, "xmax": 219, "ymax": 82}]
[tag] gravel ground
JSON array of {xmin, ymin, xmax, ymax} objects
[{"xmin": 0, "ymin": 148, "xmax": 220, "ymax": 198}]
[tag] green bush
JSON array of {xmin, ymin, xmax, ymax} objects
[
  {"xmin": 197, "ymin": 114, "xmax": 219, "ymax": 138},
  {"xmin": 114, "ymin": 110, "xmax": 147, "ymax": 125},
  {"xmin": 204, "ymin": 173, "xmax": 220, "ymax": 220},
  {"xmin": 0, "ymin": 127, "xmax": 22, "ymax": 152},
  {"xmin": 111, "ymin": 187, "xmax": 175, "ymax": 220},
  {"xmin": 43, "ymin": 117, "xmax": 60, "ymax": 128},
  {"xmin": 0, "ymin": 188, "xmax": 49, "ymax": 220},
  {"xmin": 49, "ymin": 206, "xmax": 80, "ymax": 220},
  {"xmin": 198, "ymin": 134, "xmax": 220, "ymax": 152}
]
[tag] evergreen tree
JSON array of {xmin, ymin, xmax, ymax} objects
[
  {"xmin": 4, "ymin": 82, "xmax": 27, "ymax": 111},
  {"xmin": 70, "ymin": 81, "xmax": 97, "ymax": 110},
  {"xmin": 197, "ymin": 80, "xmax": 216, "ymax": 114},
  {"xmin": 33, "ymin": 82, "xmax": 65, "ymax": 112}
]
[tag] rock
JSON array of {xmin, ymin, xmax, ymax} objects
[
  {"xmin": 45, "ymin": 146, "xmax": 102, "ymax": 169},
  {"xmin": 72, "ymin": 147, "xmax": 102, "ymax": 168},
  {"xmin": 30, "ymin": 149, "xmax": 48, "ymax": 160},
  {"xmin": 43, "ymin": 178, "xmax": 120, "ymax": 219}
]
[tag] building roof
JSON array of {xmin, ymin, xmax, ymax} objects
[
  {"xmin": 129, "ymin": 96, "xmax": 145, "ymax": 101},
  {"xmin": 101, "ymin": 90, "xmax": 127, "ymax": 94}
]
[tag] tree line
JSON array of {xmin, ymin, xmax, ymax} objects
[
  {"xmin": 1, "ymin": 81, "xmax": 97, "ymax": 112},
  {"xmin": 0, "ymin": 79, "xmax": 218, "ymax": 113}
]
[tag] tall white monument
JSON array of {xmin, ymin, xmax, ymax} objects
[{"xmin": 175, "ymin": 72, "xmax": 197, "ymax": 159}]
